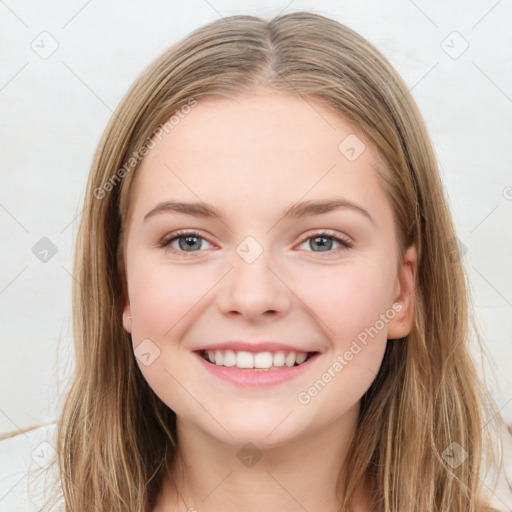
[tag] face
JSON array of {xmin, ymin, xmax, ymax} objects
[{"xmin": 121, "ymin": 89, "xmax": 416, "ymax": 448}]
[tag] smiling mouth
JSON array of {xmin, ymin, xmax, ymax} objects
[{"xmin": 197, "ymin": 349, "xmax": 318, "ymax": 371}]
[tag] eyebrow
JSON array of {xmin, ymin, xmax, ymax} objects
[{"xmin": 144, "ymin": 197, "xmax": 375, "ymax": 225}]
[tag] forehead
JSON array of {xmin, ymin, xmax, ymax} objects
[{"xmin": 128, "ymin": 90, "xmax": 391, "ymax": 226}]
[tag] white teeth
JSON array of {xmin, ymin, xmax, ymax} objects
[
  {"xmin": 223, "ymin": 349, "xmax": 236, "ymax": 367},
  {"xmin": 254, "ymin": 352, "xmax": 273, "ymax": 369},
  {"xmin": 203, "ymin": 349, "xmax": 312, "ymax": 369},
  {"xmin": 273, "ymin": 351, "xmax": 285, "ymax": 366},
  {"xmin": 296, "ymin": 353, "xmax": 307, "ymax": 364},
  {"xmin": 236, "ymin": 351, "xmax": 254, "ymax": 368},
  {"xmin": 285, "ymin": 352, "xmax": 296, "ymax": 367}
]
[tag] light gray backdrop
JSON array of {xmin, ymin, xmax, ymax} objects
[{"xmin": 1, "ymin": 0, "xmax": 511, "ymax": 435}]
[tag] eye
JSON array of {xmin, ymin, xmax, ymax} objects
[
  {"xmin": 296, "ymin": 231, "xmax": 353, "ymax": 254},
  {"xmin": 158, "ymin": 230, "xmax": 214, "ymax": 255},
  {"xmin": 158, "ymin": 229, "xmax": 353, "ymax": 256}
]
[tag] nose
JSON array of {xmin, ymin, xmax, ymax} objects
[{"xmin": 216, "ymin": 246, "xmax": 293, "ymax": 322}]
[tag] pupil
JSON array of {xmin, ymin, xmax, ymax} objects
[
  {"xmin": 179, "ymin": 236, "xmax": 200, "ymax": 251},
  {"xmin": 178, "ymin": 236, "xmax": 332, "ymax": 252},
  {"xmin": 312, "ymin": 236, "xmax": 331, "ymax": 252}
]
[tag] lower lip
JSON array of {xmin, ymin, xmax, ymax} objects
[{"xmin": 193, "ymin": 351, "xmax": 320, "ymax": 387}]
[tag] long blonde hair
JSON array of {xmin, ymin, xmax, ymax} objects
[{"xmin": 41, "ymin": 11, "xmax": 506, "ymax": 511}]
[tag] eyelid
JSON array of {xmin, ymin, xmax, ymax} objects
[
  {"xmin": 297, "ymin": 228, "xmax": 352, "ymax": 245},
  {"xmin": 158, "ymin": 228, "xmax": 353, "ymax": 255},
  {"xmin": 295, "ymin": 229, "xmax": 353, "ymax": 254},
  {"xmin": 158, "ymin": 229, "xmax": 216, "ymax": 253}
]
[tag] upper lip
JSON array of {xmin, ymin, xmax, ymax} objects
[{"xmin": 192, "ymin": 341, "xmax": 318, "ymax": 354}]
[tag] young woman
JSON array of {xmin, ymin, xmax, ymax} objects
[{"xmin": 17, "ymin": 10, "xmax": 511, "ymax": 512}]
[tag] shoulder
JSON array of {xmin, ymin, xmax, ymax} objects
[
  {"xmin": 0, "ymin": 422, "xmax": 63, "ymax": 511},
  {"xmin": 480, "ymin": 422, "xmax": 512, "ymax": 511}
]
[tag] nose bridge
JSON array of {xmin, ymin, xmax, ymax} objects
[{"xmin": 217, "ymin": 234, "xmax": 292, "ymax": 319}]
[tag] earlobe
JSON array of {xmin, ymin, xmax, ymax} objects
[
  {"xmin": 122, "ymin": 301, "xmax": 132, "ymax": 333},
  {"xmin": 387, "ymin": 245, "xmax": 418, "ymax": 340}
]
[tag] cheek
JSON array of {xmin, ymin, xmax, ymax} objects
[
  {"xmin": 292, "ymin": 260, "xmax": 392, "ymax": 397},
  {"xmin": 292, "ymin": 264, "xmax": 391, "ymax": 417},
  {"xmin": 126, "ymin": 261, "xmax": 205, "ymax": 414},
  {"xmin": 129, "ymin": 259, "xmax": 210, "ymax": 337},
  {"xmin": 293, "ymin": 260, "xmax": 391, "ymax": 345}
]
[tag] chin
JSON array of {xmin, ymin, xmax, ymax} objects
[{"xmin": 202, "ymin": 410, "xmax": 309, "ymax": 449}]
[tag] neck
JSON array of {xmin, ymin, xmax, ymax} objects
[{"xmin": 156, "ymin": 404, "xmax": 371, "ymax": 512}]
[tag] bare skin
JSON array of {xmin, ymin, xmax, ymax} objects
[{"xmin": 121, "ymin": 88, "xmax": 417, "ymax": 512}]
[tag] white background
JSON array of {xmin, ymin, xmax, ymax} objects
[{"xmin": 0, "ymin": 0, "xmax": 511, "ymax": 436}]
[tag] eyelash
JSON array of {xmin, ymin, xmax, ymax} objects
[{"xmin": 157, "ymin": 229, "xmax": 353, "ymax": 257}]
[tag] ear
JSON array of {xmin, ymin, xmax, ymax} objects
[
  {"xmin": 387, "ymin": 244, "xmax": 417, "ymax": 340},
  {"xmin": 122, "ymin": 299, "xmax": 132, "ymax": 333},
  {"xmin": 118, "ymin": 241, "xmax": 132, "ymax": 333}
]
